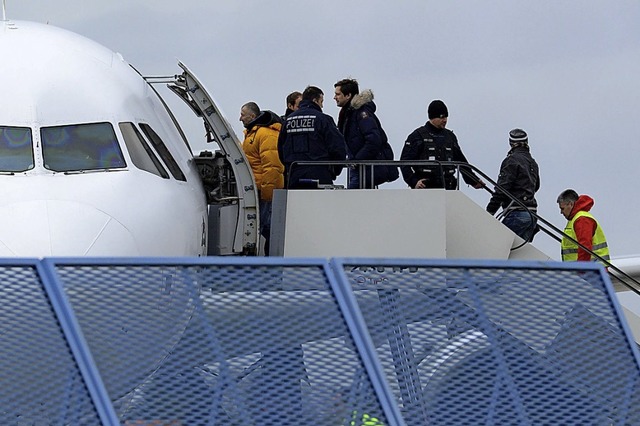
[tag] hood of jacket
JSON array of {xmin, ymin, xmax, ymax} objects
[
  {"xmin": 338, "ymin": 89, "xmax": 376, "ymax": 132},
  {"xmin": 350, "ymin": 89, "xmax": 376, "ymax": 111},
  {"xmin": 508, "ymin": 145, "xmax": 530, "ymax": 155},
  {"xmin": 570, "ymin": 194, "xmax": 594, "ymax": 219},
  {"xmin": 246, "ymin": 110, "xmax": 283, "ymax": 132}
]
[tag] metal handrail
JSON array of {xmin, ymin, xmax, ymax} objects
[
  {"xmin": 460, "ymin": 162, "xmax": 640, "ymax": 295},
  {"xmin": 460, "ymin": 164, "xmax": 640, "ymax": 295},
  {"xmin": 286, "ymin": 159, "xmax": 478, "ymax": 189}
]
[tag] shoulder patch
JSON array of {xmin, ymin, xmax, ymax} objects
[{"xmin": 359, "ymin": 111, "xmax": 369, "ymax": 119}]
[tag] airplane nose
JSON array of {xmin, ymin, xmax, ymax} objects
[{"xmin": 0, "ymin": 200, "xmax": 138, "ymax": 257}]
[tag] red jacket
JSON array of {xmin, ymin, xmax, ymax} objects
[{"xmin": 568, "ymin": 195, "xmax": 597, "ymax": 262}]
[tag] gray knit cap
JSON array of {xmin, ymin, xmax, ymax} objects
[{"xmin": 509, "ymin": 128, "xmax": 528, "ymax": 146}]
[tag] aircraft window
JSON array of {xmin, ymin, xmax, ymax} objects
[
  {"xmin": 0, "ymin": 126, "xmax": 34, "ymax": 172},
  {"xmin": 139, "ymin": 123, "xmax": 186, "ymax": 181},
  {"xmin": 41, "ymin": 122, "xmax": 126, "ymax": 172},
  {"xmin": 119, "ymin": 123, "xmax": 169, "ymax": 179}
]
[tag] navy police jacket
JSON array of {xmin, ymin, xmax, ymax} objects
[
  {"xmin": 278, "ymin": 100, "xmax": 346, "ymax": 188},
  {"xmin": 400, "ymin": 121, "xmax": 480, "ymax": 189}
]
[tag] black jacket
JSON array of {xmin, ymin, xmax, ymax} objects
[
  {"xmin": 400, "ymin": 121, "xmax": 480, "ymax": 189},
  {"xmin": 278, "ymin": 100, "xmax": 346, "ymax": 188},
  {"xmin": 486, "ymin": 145, "xmax": 540, "ymax": 214}
]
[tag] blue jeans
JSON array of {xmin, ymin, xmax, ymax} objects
[{"xmin": 502, "ymin": 210, "xmax": 537, "ymax": 242}]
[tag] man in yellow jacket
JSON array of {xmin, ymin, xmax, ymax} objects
[{"xmin": 240, "ymin": 102, "xmax": 285, "ymax": 255}]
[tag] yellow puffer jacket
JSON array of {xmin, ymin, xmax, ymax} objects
[{"xmin": 242, "ymin": 119, "xmax": 284, "ymax": 201}]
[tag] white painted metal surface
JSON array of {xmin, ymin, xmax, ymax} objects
[
  {"xmin": 271, "ymin": 189, "xmax": 551, "ymax": 261},
  {"xmin": 0, "ymin": 20, "xmax": 207, "ymax": 256}
]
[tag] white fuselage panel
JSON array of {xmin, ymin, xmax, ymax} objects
[{"xmin": 0, "ymin": 20, "xmax": 207, "ymax": 256}]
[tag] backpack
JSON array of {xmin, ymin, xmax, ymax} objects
[{"xmin": 369, "ymin": 115, "xmax": 399, "ymax": 185}]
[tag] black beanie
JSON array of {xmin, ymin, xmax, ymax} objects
[
  {"xmin": 509, "ymin": 128, "xmax": 528, "ymax": 146},
  {"xmin": 428, "ymin": 100, "xmax": 448, "ymax": 119}
]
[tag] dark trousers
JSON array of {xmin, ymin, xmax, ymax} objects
[{"xmin": 260, "ymin": 200, "xmax": 272, "ymax": 256}]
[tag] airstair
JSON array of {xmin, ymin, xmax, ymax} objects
[
  {"xmin": 270, "ymin": 185, "xmax": 549, "ymax": 261},
  {"xmin": 268, "ymin": 163, "xmax": 640, "ymax": 344}
]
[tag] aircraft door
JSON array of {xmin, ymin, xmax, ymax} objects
[{"xmin": 167, "ymin": 63, "xmax": 259, "ymax": 256}]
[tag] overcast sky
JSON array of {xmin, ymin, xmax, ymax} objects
[{"xmin": 8, "ymin": 1, "xmax": 640, "ymax": 260}]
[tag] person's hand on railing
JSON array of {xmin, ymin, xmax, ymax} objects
[{"xmin": 415, "ymin": 179, "xmax": 427, "ymax": 189}]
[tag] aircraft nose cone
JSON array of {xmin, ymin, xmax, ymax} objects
[{"xmin": 0, "ymin": 200, "xmax": 138, "ymax": 256}]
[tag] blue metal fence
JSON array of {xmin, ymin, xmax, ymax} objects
[
  {"xmin": 0, "ymin": 260, "xmax": 105, "ymax": 425},
  {"xmin": 1, "ymin": 257, "xmax": 639, "ymax": 425}
]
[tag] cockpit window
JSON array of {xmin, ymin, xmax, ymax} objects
[
  {"xmin": 0, "ymin": 126, "xmax": 34, "ymax": 172},
  {"xmin": 41, "ymin": 122, "xmax": 126, "ymax": 172},
  {"xmin": 119, "ymin": 122, "xmax": 169, "ymax": 178},
  {"xmin": 139, "ymin": 123, "xmax": 186, "ymax": 181}
]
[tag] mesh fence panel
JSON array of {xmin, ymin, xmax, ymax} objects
[
  {"xmin": 0, "ymin": 263, "xmax": 102, "ymax": 425},
  {"xmin": 335, "ymin": 260, "xmax": 640, "ymax": 426},
  {"xmin": 2, "ymin": 258, "xmax": 639, "ymax": 425},
  {"xmin": 53, "ymin": 260, "xmax": 390, "ymax": 425}
]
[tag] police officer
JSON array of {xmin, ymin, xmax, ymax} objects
[
  {"xmin": 400, "ymin": 100, "xmax": 484, "ymax": 190},
  {"xmin": 282, "ymin": 90, "xmax": 302, "ymax": 119},
  {"xmin": 278, "ymin": 85, "xmax": 347, "ymax": 189}
]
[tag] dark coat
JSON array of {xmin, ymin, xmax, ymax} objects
[
  {"xmin": 337, "ymin": 89, "xmax": 384, "ymax": 160},
  {"xmin": 400, "ymin": 121, "xmax": 480, "ymax": 189},
  {"xmin": 277, "ymin": 100, "xmax": 346, "ymax": 188},
  {"xmin": 486, "ymin": 145, "xmax": 540, "ymax": 214},
  {"xmin": 336, "ymin": 90, "xmax": 398, "ymax": 187}
]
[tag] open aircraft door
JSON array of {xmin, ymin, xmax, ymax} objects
[{"xmin": 167, "ymin": 62, "xmax": 259, "ymax": 255}]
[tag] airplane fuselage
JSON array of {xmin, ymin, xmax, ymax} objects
[{"xmin": 0, "ymin": 20, "xmax": 208, "ymax": 256}]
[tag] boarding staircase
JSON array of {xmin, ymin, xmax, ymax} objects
[{"xmin": 272, "ymin": 160, "xmax": 640, "ymax": 344}]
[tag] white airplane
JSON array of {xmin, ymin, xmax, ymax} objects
[{"xmin": 0, "ymin": 19, "xmax": 259, "ymax": 257}]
